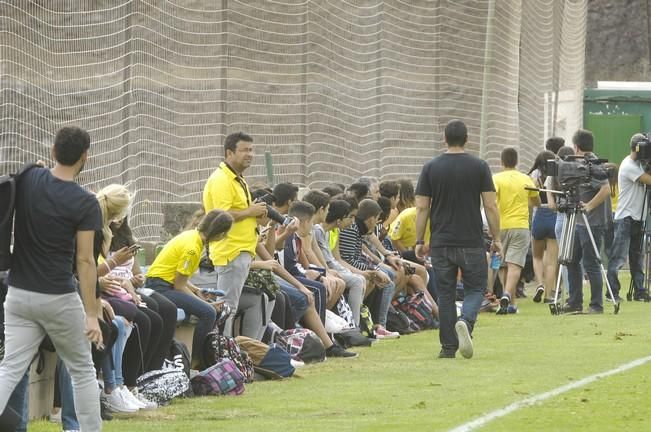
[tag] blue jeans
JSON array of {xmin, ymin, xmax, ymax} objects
[
  {"xmin": 430, "ymin": 247, "xmax": 486, "ymax": 353},
  {"xmin": 58, "ymin": 358, "xmax": 79, "ymax": 431},
  {"xmin": 607, "ymin": 217, "xmax": 644, "ymax": 298},
  {"xmin": 376, "ymin": 266, "xmax": 397, "ymax": 327},
  {"xmin": 567, "ymin": 225, "xmax": 605, "ymax": 310},
  {"xmin": 102, "ymin": 317, "xmax": 131, "ymax": 391},
  {"xmin": 7, "ymin": 373, "xmax": 29, "ymax": 432},
  {"xmin": 149, "ymin": 278, "xmax": 216, "ymax": 364}
]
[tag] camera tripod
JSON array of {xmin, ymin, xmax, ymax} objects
[
  {"xmin": 552, "ymin": 202, "xmax": 620, "ymax": 315},
  {"xmin": 626, "ymin": 185, "xmax": 651, "ymax": 301}
]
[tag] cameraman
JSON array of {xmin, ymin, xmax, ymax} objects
[
  {"xmin": 606, "ymin": 133, "xmax": 651, "ymax": 301},
  {"xmin": 203, "ymin": 132, "xmax": 268, "ymax": 336},
  {"xmin": 565, "ymin": 129, "xmax": 612, "ymax": 313}
]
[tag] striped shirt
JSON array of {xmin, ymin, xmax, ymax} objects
[{"xmin": 339, "ymin": 220, "xmax": 374, "ymax": 271}]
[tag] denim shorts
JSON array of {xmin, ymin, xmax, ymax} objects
[{"xmin": 531, "ymin": 207, "xmax": 557, "ymax": 240}]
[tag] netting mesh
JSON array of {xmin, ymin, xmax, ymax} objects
[{"xmin": 0, "ymin": 0, "xmax": 587, "ymax": 241}]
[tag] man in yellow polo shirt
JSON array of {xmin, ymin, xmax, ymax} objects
[
  {"xmin": 203, "ymin": 132, "xmax": 267, "ymax": 336},
  {"xmin": 493, "ymin": 147, "xmax": 540, "ymax": 314}
]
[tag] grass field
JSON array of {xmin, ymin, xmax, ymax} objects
[{"xmin": 29, "ymin": 280, "xmax": 651, "ymax": 432}]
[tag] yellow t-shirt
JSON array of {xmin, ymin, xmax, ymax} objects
[
  {"xmin": 493, "ymin": 169, "xmax": 538, "ymax": 230},
  {"xmin": 388, "ymin": 207, "xmax": 430, "ymax": 249},
  {"xmin": 203, "ymin": 162, "xmax": 258, "ymax": 265},
  {"xmin": 147, "ymin": 230, "xmax": 203, "ymax": 284},
  {"xmin": 329, "ymin": 228, "xmax": 339, "ymax": 251},
  {"xmin": 611, "ymin": 184, "xmax": 619, "ymax": 215}
]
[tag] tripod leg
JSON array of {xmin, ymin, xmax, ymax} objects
[
  {"xmin": 549, "ymin": 263, "xmax": 565, "ymax": 315},
  {"xmin": 580, "ymin": 212, "xmax": 620, "ymax": 314}
]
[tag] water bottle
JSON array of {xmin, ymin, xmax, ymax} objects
[{"xmin": 490, "ymin": 252, "xmax": 501, "ymax": 270}]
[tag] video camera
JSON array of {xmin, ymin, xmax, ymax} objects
[
  {"xmin": 633, "ymin": 133, "xmax": 651, "ymax": 161},
  {"xmin": 254, "ymin": 193, "xmax": 293, "ymax": 226},
  {"xmin": 545, "ymin": 154, "xmax": 609, "ymax": 189}
]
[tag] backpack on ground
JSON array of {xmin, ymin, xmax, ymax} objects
[
  {"xmin": 334, "ymin": 296, "xmax": 356, "ymax": 329},
  {"xmin": 235, "ymin": 336, "xmax": 294, "ymax": 380},
  {"xmin": 202, "ymin": 331, "xmax": 255, "ymax": 383},
  {"xmin": 136, "ymin": 368, "xmax": 190, "ymax": 405},
  {"xmin": 167, "ymin": 339, "xmax": 191, "ymax": 378},
  {"xmin": 276, "ymin": 328, "xmax": 326, "ymax": 363},
  {"xmin": 190, "ymin": 359, "xmax": 246, "ymax": 396},
  {"xmin": 393, "ymin": 291, "xmax": 436, "ymax": 330},
  {"xmin": 334, "ymin": 328, "xmax": 374, "ymax": 348},
  {"xmin": 358, "ymin": 305, "xmax": 375, "ymax": 338},
  {"xmin": 0, "ymin": 163, "xmax": 40, "ymax": 272},
  {"xmin": 386, "ymin": 304, "xmax": 419, "ymax": 335}
]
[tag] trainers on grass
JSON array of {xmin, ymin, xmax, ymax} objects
[{"xmin": 455, "ymin": 320, "xmax": 473, "ymax": 359}]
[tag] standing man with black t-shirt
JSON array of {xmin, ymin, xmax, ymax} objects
[
  {"xmin": 0, "ymin": 127, "xmax": 103, "ymax": 430},
  {"xmin": 415, "ymin": 120, "xmax": 501, "ymax": 359}
]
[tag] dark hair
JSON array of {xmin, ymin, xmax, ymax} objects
[
  {"xmin": 322, "ymin": 184, "xmax": 344, "ymax": 197},
  {"xmin": 53, "ymin": 126, "xmax": 90, "ymax": 166},
  {"xmin": 545, "ymin": 137, "xmax": 565, "ymax": 154},
  {"xmin": 357, "ymin": 198, "xmax": 382, "ymax": 221},
  {"xmin": 379, "ymin": 180, "xmax": 400, "ymax": 199},
  {"xmin": 397, "ymin": 179, "xmax": 415, "ymax": 212},
  {"xmin": 630, "ymin": 133, "xmax": 647, "ymax": 150},
  {"xmin": 109, "ymin": 218, "xmax": 136, "ymax": 251},
  {"xmin": 197, "ymin": 209, "xmax": 233, "ymax": 241},
  {"xmin": 272, "ymin": 183, "xmax": 299, "ymax": 207},
  {"xmin": 557, "ymin": 146, "xmax": 575, "ymax": 160},
  {"xmin": 501, "ymin": 147, "xmax": 518, "ymax": 168},
  {"xmin": 376, "ymin": 196, "xmax": 392, "ymax": 222},
  {"xmin": 325, "ymin": 200, "xmax": 351, "ymax": 224},
  {"xmin": 224, "ymin": 132, "xmax": 253, "ymax": 157},
  {"xmin": 336, "ymin": 194, "xmax": 359, "ymax": 211},
  {"xmin": 302, "ymin": 190, "xmax": 330, "ymax": 212},
  {"xmin": 347, "ymin": 182, "xmax": 369, "ymax": 201},
  {"xmin": 528, "ymin": 150, "xmax": 556, "ymax": 180},
  {"xmin": 572, "ymin": 129, "xmax": 594, "ymax": 152},
  {"xmin": 288, "ymin": 201, "xmax": 315, "ymax": 221},
  {"xmin": 445, "ymin": 119, "xmax": 468, "ymax": 147},
  {"xmin": 604, "ymin": 163, "xmax": 619, "ymax": 197}
]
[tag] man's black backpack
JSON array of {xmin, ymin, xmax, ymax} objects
[{"xmin": 0, "ymin": 163, "xmax": 40, "ymax": 272}]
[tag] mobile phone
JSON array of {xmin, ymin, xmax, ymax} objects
[{"xmin": 128, "ymin": 244, "xmax": 142, "ymax": 252}]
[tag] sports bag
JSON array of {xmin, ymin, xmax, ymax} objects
[
  {"xmin": 203, "ymin": 331, "xmax": 255, "ymax": 383},
  {"xmin": 136, "ymin": 368, "xmax": 190, "ymax": 405},
  {"xmin": 393, "ymin": 291, "xmax": 436, "ymax": 330},
  {"xmin": 276, "ymin": 328, "xmax": 326, "ymax": 363},
  {"xmin": 190, "ymin": 359, "xmax": 246, "ymax": 396}
]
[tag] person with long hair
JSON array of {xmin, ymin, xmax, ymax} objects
[
  {"xmin": 528, "ymin": 150, "xmax": 559, "ymax": 303},
  {"xmin": 146, "ymin": 209, "xmax": 234, "ymax": 368},
  {"xmin": 95, "ymin": 184, "xmax": 162, "ymax": 411},
  {"xmin": 397, "ymin": 179, "xmax": 416, "ymax": 213}
]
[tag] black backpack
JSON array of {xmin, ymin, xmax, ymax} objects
[
  {"xmin": 0, "ymin": 163, "xmax": 40, "ymax": 271},
  {"xmin": 168, "ymin": 339, "xmax": 191, "ymax": 378}
]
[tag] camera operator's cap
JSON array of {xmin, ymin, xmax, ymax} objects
[{"xmin": 630, "ymin": 133, "xmax": 647, "ymax": 150}]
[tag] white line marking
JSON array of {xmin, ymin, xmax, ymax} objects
[{"xmin": 449, "ymin": 355, "xmax": 651, "ymax": 432}]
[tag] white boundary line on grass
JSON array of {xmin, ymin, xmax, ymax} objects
[{"xmin": 449, "ymin": 355, "xmax": 651, "ymax": 432}]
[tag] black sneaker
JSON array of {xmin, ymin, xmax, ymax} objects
[
  {"xmin": 563, "ymin": 303, "xmax": 583, "ymax": 313},
  {"xmin": 587, "ymin": 306, "xmax": 603, "ymax": 314},
  {"xmin": 438, "ymin": 350, "xmax": 455, "ymax": 359},
  {"xmin": 633, "ymin": 291, "xmax": 650, "ymax": 301},
  {"xmin": 496, "ymin": 294, "xmax": 510, "ymax": 315},
  {"xmin": 100, "ymin": 398, "xmax": 113, "ymax": 421},
  {"xmin": 325, "ymin": 344, "xmax": 358, "ymax": 359},
  {"xmin": 533, "ymin": 286, "xmax": 544, "ymax": 303}
]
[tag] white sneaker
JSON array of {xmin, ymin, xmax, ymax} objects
[
  {"xmin": 128, "ymin": 387, "xmax": 158, "ymax": 410},
  {"xmin": 102, "ymin": 389, "xmax": 138, "ymax": 413},
  {"xmin": 117, "ymin": 387, "xmax": 147, "ymax": 410}
]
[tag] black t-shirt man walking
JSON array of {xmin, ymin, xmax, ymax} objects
[
  {"xmin": 0, "ymin": 127, "xmax": 103, "ymax": 430},
  {"xmin": 415, "ymin": 119, "xmax": 501, "ymax": 359}
]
